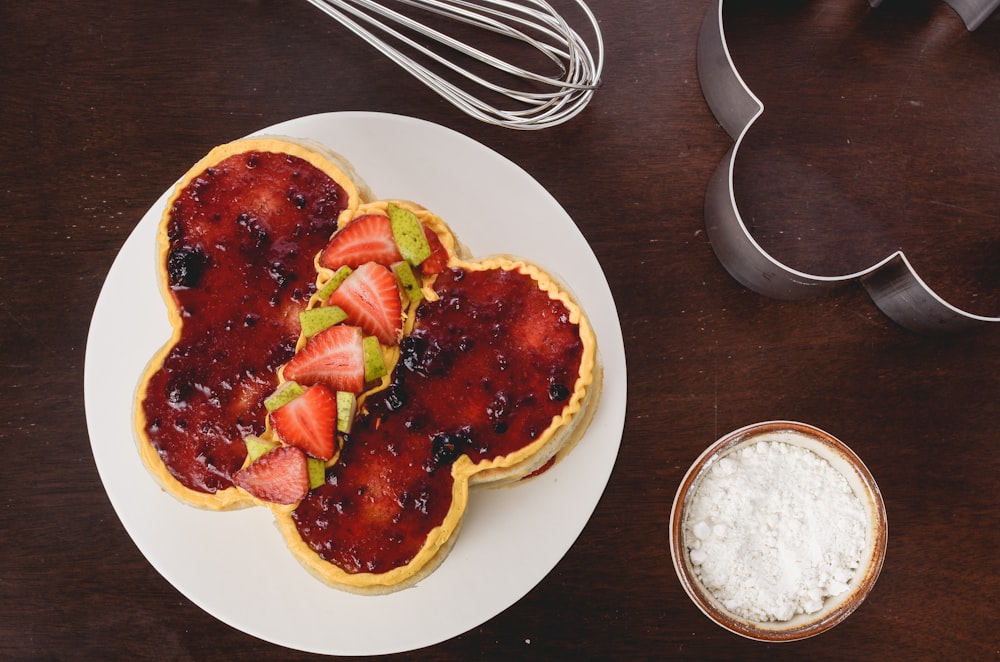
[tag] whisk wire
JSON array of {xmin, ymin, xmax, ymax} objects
[
  {"xmin": 390, "ymin": 0, "xmax": 579, "ymax": 86},
  {"xmin": 399, "ymin": 0, "xmax": 589, "ymax": 77},
  {"xmin": 337, "ymin": 0, "xmax": 568, "ymax": 98},
  {"xmin": 304, "ymin": 0, "xmax": 603, "ymax": 129}
]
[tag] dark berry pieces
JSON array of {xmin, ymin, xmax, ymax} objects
[
  {"xmin": 399, "ymin": 335, "xmax": 426, "ymax": 372},
  {"xmin": 268, "ymin": 261, "xmax": 293, "ymax": 288},
  {"xmin": 167, "ymin": 246, "xmax": 206, "ymax": 288},
  {"xmin": 400, "ymin": 333, "xmax": 452, "ymax": 376},
  {"xmin": 236, "ymin": 212, "xmax": 270, "ymax": 249},
  {"xmin": 428, "ymin": 430, "xmax": 472, "ymax": 470},
  {"xmin": 165, "ymin": 376, "xmax": 193, "ymax": 406},
  {"xmin": 549, "ymin": 382, "xmax": 571, "ymax": 402},
  {"xmin": 420, "ymin": 338, "xmax": 452, "ymax": 375},
  {"xmin": 384, "ymin": 384, "xmax": 407, "ymax": 412}
]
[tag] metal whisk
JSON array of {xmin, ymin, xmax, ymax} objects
[{"xmin": 304, "ymin": 0, "xmax": 604, "ymax": 129}]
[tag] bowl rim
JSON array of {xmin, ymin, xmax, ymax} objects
[{"xmin": 668, "ymin": 420, "xmax": 888, "ymax": 642}]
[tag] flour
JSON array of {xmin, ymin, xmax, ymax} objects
[{"xmin": 684, "ymin": 438, "xmax": 868, "ymax": 622}]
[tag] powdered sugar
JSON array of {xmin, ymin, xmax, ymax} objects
[{"xmin": 684, "ymin": 438, "xmax": 868, "ymax": 622}]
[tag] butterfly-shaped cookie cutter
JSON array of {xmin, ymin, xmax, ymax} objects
[{"xmin": 698, "ymin": 0, "xmax": 999, "ymax": 334}]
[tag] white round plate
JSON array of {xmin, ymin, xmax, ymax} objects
[{"xmin": 84, "ymin": 112, "xmax": 626, "ymax": 656}]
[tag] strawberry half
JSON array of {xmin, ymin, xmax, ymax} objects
[
  {"xmin": 419, "ymin": 225, "xmax": 449, "ymax": 274},
  {"xmin": 283, "ymin": 325, "xmax": 366, "ymax": 393},
  {"xmin": 329, "ymin": 262, "xmax": 403, "ymax": 345},
  {"xmin": 269, "ymin": 384, "xmax": 338, "ymax": 460},
  {"xmin": 319, "ymin": 214, "xmax": 402, "ymax": 269},
  {"xmin": 233, "ymin": 445, "xmax": 309, "ymax": 505}
]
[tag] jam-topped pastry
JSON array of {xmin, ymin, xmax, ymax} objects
[
  {"xmin": 134, "ymin": 139, "xmax": 599, "ymax": 592},
  {"xmin": 134, "ymin": 137, "xmax": 362, "ymax": 509},
  {"xmin": 277, "ymin": 260, "xmax": 597, "ymax": 592},
  {"xmin": 245, "ymin": 200, "xmax": 599, "ymax": 593}
]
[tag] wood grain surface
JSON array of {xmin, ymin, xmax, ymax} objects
[{"xmin": 2, "ymin": 0, "xmax": 997, "ymax": 659}]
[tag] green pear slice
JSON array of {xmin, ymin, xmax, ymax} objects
[
  {"xmin": 316, "ymin": 265, "xmax": 353, "ymax": 301},
  {"xmin": 388, "ymin": 203, "xmax": 431, "ymax": 266},
  {"xmin": 299, "ymin": 305, "xmax": 347, "ymax": 338},
  {"xmin": 264, "ymin": 381, "xmax": 304, "ymax": 412},
  {"xmin": 392, "ymin": 260, "xmax": 424, "ymax": 304},
  {"xmin": 307, "ymin": 457, "xmax": 326, "ymax": 489},
  {"xmin": 336, "ymin": 390, "xmax": 357, "ymax": 434},
  {"xmin": 363, "ymin": 335, "xmax": 387, "ymax": 382},
  {"xmin": 244, "ymin": 435, "xmax": 276, "ymax": 463}
]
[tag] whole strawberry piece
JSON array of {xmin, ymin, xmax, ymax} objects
[
  {"xmin": 233, "ymin": 446, "xmax": 309, "ymax": 505},
  {"xmin": 319, "ymin": 214, "xmax": 402, "ymax": 269},
  {"xmin": 282, "ymin": 325, "xmax": 366, "ymax": 393},
  {"xmin": 269, "ymin": 384, "xmax": 338, "ymax": 460},
  {"xmin": 329, "ymin": 262, "xmax": 403, "ymax": 345}
]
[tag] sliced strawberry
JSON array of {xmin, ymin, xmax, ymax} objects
[
  {"xmin": 319, "ymin": 214, "xmax": 402, "ymax": 269},
  {"xmin": 233, "ymin": 446, "xmax": 309, "ymax": 505},
  {"xmin": 269, "ymin": 384, "xmax": 338, "ymax": 460},
  {"xmin": 419, "ymin": 225, "xmax": 449, "ymax": 274},
  {"xmin": 283, "ymin": 324, "xmax": 366, "ymax": 393},
  {"xmin": 329, "ymin": 262, "xmax": 403, "ymax": 345}
]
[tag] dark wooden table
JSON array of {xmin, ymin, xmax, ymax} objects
[{"xmin": 3, "ymin": 1, "xmax": 998, "ymax": 659}]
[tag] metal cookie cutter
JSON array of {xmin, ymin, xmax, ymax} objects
[{"xmin": 697, "ymin": 0, "xmax": 999, "ymax": 334}]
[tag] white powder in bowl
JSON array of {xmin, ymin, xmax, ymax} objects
[{"xmin": 684, "ymin": 439, "xmax": 868, "ymax": 623}]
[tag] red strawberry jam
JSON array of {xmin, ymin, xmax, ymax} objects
[
  {"xmin": 141, "ymin": 150, "xmax": 351, "ymax": 494},
  {"xmin": 292, "ymin": 266, "xmax": 585, "ymax": 574}
]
